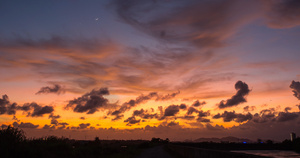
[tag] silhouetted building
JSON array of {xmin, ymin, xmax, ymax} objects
[{"xmin": 290, "ymin": 132, "xmax": 296, "ymax": 142}]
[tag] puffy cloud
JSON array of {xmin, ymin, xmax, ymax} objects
[
  {"xmin": 124, "ymin": 116, "xmax": 140, "ymax": 125},
  {"xmin": 79, "ymin": 123, "xmax": 90, "ymax": 129},
  {"xmin": 274, "ymin": 112, "xmax": 299, "ymax": 122},
  {"xmin": 13, "ymin": 122, "xmax": 39, "ymax": 128},
  {"xmin": 191, "ymin": 100, "xmax": 206, "ymax": 107},
  {"xmin": 110, "ymin": 91, "xmax": 179, "ymax": 119},
  {"xmin": 187, "ymin": 107, "xmax": 198, "ymax": 115},
  {"xmin": 252, "ymin": 108, "xmax": 276, "ymax": 123},
  {"xmin": 243, "ymin": 106, "xmax": 256, "ymax": 112},
  {"xmin": 36, "ymin": 84, "xmax": 64, "ymax": 95},
  {"xmin": 131, "ymin": 109, "xmax": 157, "ymax": 120},
  {"xmin": 110, "ymin": 92, "xmax": 158, "ymax": 117},
  {"xmin": 218, "ymin": 81, "xmax": 250, "ymax": 109},
  {"xmin": 0, "ymin": 94, "xmax": 17, "ymax": 115},
  {"xmin": 179, "ymin": 104, "xmax": 187, "ymax": 110},
  {"xmin": 51, "ymin": 119, "xmax": 58, "ymax": 125},
  {"xmin": 290, "ymin": 80, "xmax": 300, "ymax": 100},
  {"xmin": 49, "ymin": 113, "xmax": 60, "ymax": 119},
  {"xmin": 27, "ymin": 103, "xmax": 54, "ymax": 117},
  {"xmin": 65, "ymin": 88, "xmax": 109, "ymax": 114},
  {"xmin": 164, "ymin": 105, "xmax": 180, "ymax": 116},
  {"xmin": 213, "ymin": 111, "xmax": 252, "ymax": 123}
]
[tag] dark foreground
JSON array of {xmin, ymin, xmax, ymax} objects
[{"xmin": 1, "ymin": 126, "xmax": 300, "ymax": 158}]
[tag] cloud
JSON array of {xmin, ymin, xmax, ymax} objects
[
  {"xmin": 164, "ymin": 105, "xmax": 180, "ymax": 116},
  {"xmin": 213, "ymin": 111, "xmax": 252, "ymax": 123},
  {"xmin": 191, "ymin": 100, "xmax": 206, "ymax": 107},
  {"xmin": 179, "ymin": 104, "xmax": 187, "ymax": 110},
  {"xmin": 43, "ymin": 124, "xmax": 55, "ymax": 130},
  {"xmin": 79, "ymin": 123, "xmax": 90, "ymax": 129},
  {"xmin": 297, "ymin": 104, "xmax": 300, "ymax": 111},
  {"xmin": 155, "ymin": 91, "xmax": 180, "ymax": 101},
  {"xmin": 218, "ymin": 81, "xmax": 250, "ymax": 109},
  {"xmin": 110, "ymin": 91, "xmax": 179, "ymax": 118},
  {"xmin": 243, "ymin": 106, "xmax": 256, "ymax": 112},
  {"xmin": 49, "ymin": 113, "xmax": 60, "ymax": 119},
  {"xmin": 290, "ymin": 80, "xmax": 300, "ymax": 100},
  {"xmin": 65, "ymin": 88, "xmax": 109, "ymax": 114},
  {"xmin": 80, "ymin": 117, "xmax": 85, "ymax": 120},
  {"xmin": 186, "ymin": 107, "xmax": 198, "ymax": 115},
  {"xmin": 27, "ymin": 103, "xmax": 54, "ymax": 117},
  {"xmin": 0, "ymin": 94, "xmax": 17, "ymax": 115},
  {"xmin": 167, "ymin": 121, "xmax": 179, "ymax": 127},
  {"xmin": 274, "ymin": 112, "xmax": 299, "ymax": 122},
  {"xmin": 124, "ymin": 116, "xmax": 140, "ymax": 125},
  {"xmin": 252, "ymin": 108, "xmax": 276, "ymax": 123},
  {"xmin": 36, "ymin": 84, "xmax": 64, "ymax": 95},
  {"xmin": 265, "ymin": 0, "xmax": 300, "ymax": 28},
  {"xmin": 110, "ymin": 92, "xmax": 158, "ymax": 117},
  {"xmin": 13, "ymin": 122, "xmax": 39, "ymax": 128},
  {"xmin": 112, "ymin": 0, "xmax": 259, "ymax": 48}
]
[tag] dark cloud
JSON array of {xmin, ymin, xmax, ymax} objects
[
  {"xmin": 49, "ymin": 113, "xmax": 60, "ymax": 119},
  {"xmin": 28, "ymin": 103, "xmax": 54, "ymax": 117},
  {"xmin": 131, "ymin": 108, "xmax": 157, "ymax": 120},
  {"xmin": 65, "ymin": 88, "xmax": 109, "ymax": 114},
  {"xmin": 12, "ymin": 115, "xmax": 20, "ymax": 122},
  {"xmin": 218, "ymin": 81, "xmax": 250, "ymax": 109},
  {"xmin": 13, "ymin": 122, "xmax": 39, "ymax": 128},
  {"xmin": 213, "ymin": 111, "xmax": 252, "ymax": 123},
  {"xmin": 43, "ymin": 124, "xmax": 55, "ymax": 130},
  {"xmin": 164, "ymin": 105, "xmax": 180, "ymax": 116},
  {"xmin": 124, "ymin": 116, "xmax": 140, "ymax": 125},
  {"xmin": 197, "ymin": 118, "xmax": 210, "ymax": 123},
  {"xmin": 290, "ymin": 80, "xmax": 300, "ymax": 100},
  {"xmin": 192, "ymin": 100, "xmax": 206, "ymax": 107},
  {"xmin": 274, "ymin": 112, "xmax": 299, "ymax": 122},
  {"xmin": 243, "ymin": 106, "xmax": 256, "ymax": 112},
  {"xmin": 80, "ymin": 117, "xmax": 85, "ymax": 120},
  {"xmin": 284, "ymin": 107, "xmax": 292, "ymax": 112},
  {"xmin": 79, "ymin": 123, "xmax": 90, "ymax": 129},
  {"xmin": 235, "ymin": 113, "xmax": 253, "ymax": 123},
  {"xmin": 36, "ymin": 84, "xmax": 64, "ymax": 95},
  {"xmin": 110, "ymin": 92, "xmax": 157, "ymax": 117},
  {"xmin": 213, "ymin": 113, "xmax": 221, "ymax": 119},
  {"xmin": 179, "ymin": 104, "xmax": 187, "ymax": 110},
  {"xmin": 297, "ymin": 104, "xmax": 300, "ymax": 111},
  {"xmin": 196, "ymin": 110, "xmax": 210, "ymax": 122},
  {"xmin": 167, "ymin": 121, "xmax": 179, "ymax": 127},
  {"xmin": 186, "ymin": 107, "xmax": 198, "ymax": 115},
  {"xmin": 133, "ymin": 109, "xmax": 145, "ymax": 117},
  {"xmin": 197, "ymin": 110, "xmax": 210, "ymax": 118},
  {"xmin": 0, "ymin": 94, "xmax": 18, "ymax": 115},
  {"xmin": 112, "ymin": 114, "xmax": 124, "ymax": 121},
  {"xmin": 266, "ymin": 0, "xmax": 300, "ymax": 28},
  {"xmin": 252, "ymin": 108, "xmax": 276, "ymax": 123},
  {"xmin": 110, "ymin": 91, "xmax": 179, "ymax": 119},
  {"xmin": 51, "ymin": 119, "xmax": 58, "ymax": 125}
]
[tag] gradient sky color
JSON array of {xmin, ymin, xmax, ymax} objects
[{"xmin": 1, "ymin": 0, "xmax": 300, "ymax": 141}]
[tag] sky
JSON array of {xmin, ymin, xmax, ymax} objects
[{"xmin": 1, "ymin": 0, "xmax": 300, "ymax": 141}]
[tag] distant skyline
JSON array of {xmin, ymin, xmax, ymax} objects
[{"xmin": 1, "ymin": 0, "xmax": 300, "ymax": 141}]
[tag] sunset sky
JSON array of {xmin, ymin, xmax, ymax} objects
[{"xmin": 1, "ymin": 0, "xmax": 300, "ymax": 141}]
